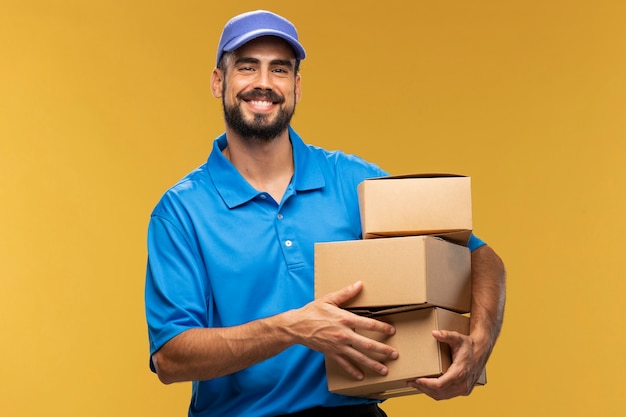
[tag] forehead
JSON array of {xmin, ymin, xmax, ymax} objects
[{"xmin": 232, "ymin": 36, "xmax": 297, "ymax": 61}]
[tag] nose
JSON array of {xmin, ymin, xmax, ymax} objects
[{"xmin": 253, "ymin": 67, "xmax": 272, "ymax": 90}]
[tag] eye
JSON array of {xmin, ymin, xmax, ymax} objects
[{"xmin": 272, "ymin": 67, "xmax": 291, "ymax": 76}]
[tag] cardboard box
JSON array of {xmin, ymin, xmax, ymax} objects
[
  {"xmin": 324, "ymin": 307, "xmax": 486, "ymax": 399},
  {"xmin": 358, "ymin": 174, "xmax": 472, "ymax": 245},
  {"xmin": 314, "ymin": 236, "xmax": 471, "ymax": 313}
]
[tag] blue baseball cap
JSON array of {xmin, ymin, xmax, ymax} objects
[{"xmin": 216, "ymin": 10, "xmax": 306, "ymax": 66}]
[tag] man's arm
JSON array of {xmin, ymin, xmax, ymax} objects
[
  {"xmin": 408, "ymin": 244, "xmax": 506, "ymax": 399},
  {"xmin": 152, "ymin": 281, "xmax": 398, "ymax": 384}
]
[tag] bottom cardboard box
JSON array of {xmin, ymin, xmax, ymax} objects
[{"xmin": 324, "ymin": 307, "xmax": 486, "ymax": 399}]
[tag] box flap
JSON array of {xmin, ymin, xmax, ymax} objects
[
  {"xmin": 349, "ymin": 304, "xmax": 428, "ymax": 317},
  {"xmin": 363, "ymin": 173, "xmax": 467, "ymax": 181}
]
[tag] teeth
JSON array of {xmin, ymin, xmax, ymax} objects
[{"xmin": 249, "ymin": 100, "xmax": 273, "ymax": 107}]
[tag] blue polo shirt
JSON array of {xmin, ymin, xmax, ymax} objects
[{"xmin": 145, "ymin": 127, "xmax": 485, "ymax": 416}]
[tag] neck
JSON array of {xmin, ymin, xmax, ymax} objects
[{"xmin": 223, "ymin": 128, "xmax": 294, "ymax": 202}]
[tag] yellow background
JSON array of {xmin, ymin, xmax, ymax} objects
[{"xmin": 1, "ymin": 0, "xmax": 625, "ymax": 415}]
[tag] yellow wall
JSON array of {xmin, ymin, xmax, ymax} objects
[{"xmin": 1, "ymin": 0, "xmax": 624, "ymax": 415}]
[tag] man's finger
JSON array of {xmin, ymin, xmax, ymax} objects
[
  {"xmin": 349, "ymin": 331, "xmax": 399, "ymax": 359},
  {"xmin": 432, "ymin": 329, "xmax": 465, "ymax": 349},
  {"xmin": 329, "ymin": 353, "xmax": 364, "ymax": 381},
  {"xmin": 323, "ymin": 281, "xmax": 363, "ymax": 306}
]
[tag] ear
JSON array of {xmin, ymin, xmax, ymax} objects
[
  {"xmin": 211, "ymin": 68, "xmax": 224, "ymax": 98},
  {"xmin": 294, "ymin": 73, "xmax": 302, "ymax": 104}
]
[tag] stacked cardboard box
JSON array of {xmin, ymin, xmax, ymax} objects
[{"xmin": 314, "ymin": 174, "xmax": 485, "ymax": 399}]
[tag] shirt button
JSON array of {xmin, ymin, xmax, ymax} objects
[
  {"xmin": 277, "ymin": 213, "xmax": 283, "ymax": 220},
  {"xmin": 260, "ymin": 194, "xmax": 267, "ymax": 199},
  {"xmin": 285, "ymin": 240, "xmax": 292, "ymax": 247}
]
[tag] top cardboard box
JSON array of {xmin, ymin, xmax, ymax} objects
[{"xmin": 358, "ymin": 174, "xmax": 472, "ymax": 245}]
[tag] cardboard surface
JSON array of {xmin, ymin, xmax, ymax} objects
[
  {"xmin": 314, "ymin": 236, "xmax": 471, "ymax": 313},
  {"xmin": 324, "ymin": 307, "xmax": 486, "ymax": 399},
  {"xmin": 358, "ymin": 174, "xmax": 472, "ymax": 245}
]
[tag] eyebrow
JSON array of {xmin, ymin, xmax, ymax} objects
[{"xmin": 234, "ymin": 56, "xmax": 294, "ymax": 69}]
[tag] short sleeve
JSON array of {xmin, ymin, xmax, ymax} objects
[
  {"xmin": 467, "ymin": 233, "xmax": 487, "ymax": 252},
  {"xmin": 145, "ymin": 214, "xmax": 209, "ymax": 362}
]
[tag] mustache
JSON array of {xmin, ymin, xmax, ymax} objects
[{"xmin": 237, "ymin": 90, "xmax": 285, "ymax": 104}]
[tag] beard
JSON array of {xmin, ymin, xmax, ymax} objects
[{"xmin": 222, "ymin": 85, "xmax": 296, "ymax": 143}]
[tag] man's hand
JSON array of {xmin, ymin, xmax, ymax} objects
[
  {"xmin": 282, "ymin": 281, "xmax": 399, "ymax": 380},
  {"xmin": 407, "ymin": 329, "xmax": 486, "ymax": 400}
]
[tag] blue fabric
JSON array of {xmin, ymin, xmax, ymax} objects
[
  {"xmin": 146, "ymin": 127, "xmax": 387, "ymax": 416},
  {"xmin": 467, "ymin": 233, "xmax": 486, "ymax": 251},
  {"xmin": 145, "ymin": 127, "xmax": 487, "ymax": 416}
]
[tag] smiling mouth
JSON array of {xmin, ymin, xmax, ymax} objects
[{"xmin": 239, "ymin": 91, "xmax": 284, "ymax": 106}]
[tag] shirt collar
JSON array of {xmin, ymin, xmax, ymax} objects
[{"xmin": 208, "ymin": 126, "xmax": 325, "ymax": 209}]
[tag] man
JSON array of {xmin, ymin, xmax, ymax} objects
[{"xmin": 145, "ymin": 10, "xmax": 506, "ymax": 417}]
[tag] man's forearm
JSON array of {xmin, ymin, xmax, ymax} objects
[
  {"xmin": 151, "ymin": 282, "xmax": 399, "ymax": 384},
  {"xmin": 469, "ymin": 244, "xmax": 506, "ymax": 355},
  {"xmin": 152, "ymin": 314, "xmax": 293, "ymax": 384}
]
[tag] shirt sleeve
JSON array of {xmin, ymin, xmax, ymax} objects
[
  {"xmin": 145, "ymin": 213, "xmax": 210, "ymax": 366},
  {"xmin": 467, "ymin": 233, "xmax": 487, "ymax": 251}
]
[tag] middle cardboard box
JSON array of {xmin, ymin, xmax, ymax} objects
[{"xmin": 314, "ymin": 235, "xmax": 471, "ymax": 314}]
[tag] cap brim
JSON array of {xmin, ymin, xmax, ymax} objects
[{"xmin": 222, "ymin": 28, "xmax": 306, "ymax": 60}]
